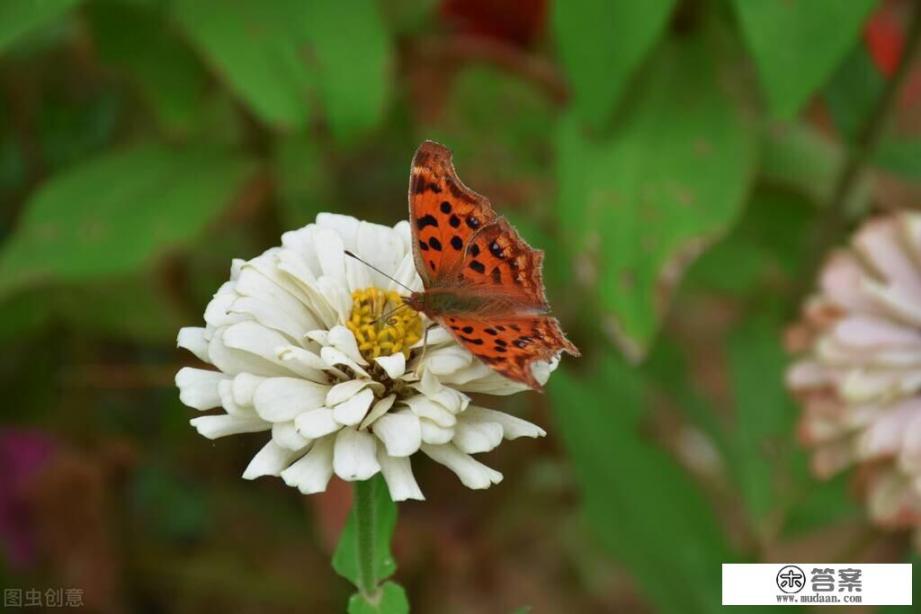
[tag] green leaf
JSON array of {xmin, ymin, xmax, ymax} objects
[
  {"xmin": 726, "ymin": 315, "xmax": 801, "ymax": 526},
  {"xmin": 759, "ymin": 122, "xmax": 844, "ymax": 204},
  {"xmin": 874, "ymin": 138, "xmax": 921, "ymax": 180},
  {"xmin": 347, "ymin": 582, "xmax": 409, "ymax": 614},
  {"xmin": 304, "ymin": 0, "xmax": 393, "ymax": 145},
  {"xmin": 552, "ymin": 0, "xmax": 675, "ymax": 128},
  {"xmin": 0, "ymin": 144, "xmax": 254, "ymax": 297},
  {"xmin": 333, "ymin": 475, "xmax": 398, "ymax": 587},
  {"xmin": 825, "ymin": 45, "xmax": 884, "ymax": 142},
  {"xmin": 87, "ymin": 1, "xmax": 208, "ymax": 135},
  {"xmin": 556, "ymin": 34, "xmax": 755, "ymax": 359},
  {"xmin": 0, "ymin": 0, "xmax": 80, "ymax": 54},
  {"xmin": 172, "ymin": 0, "xmax": 313, "ymax": 128},
  {"xmin": 274, "ymin": 133, "xmax": 329, "ymax": 229},
  {"xmin": 732, "ymin": 0, "xmax": 875, "ymax": 118},
  {"xmin": 550, "ymin": 359, "xmax": 737, "ymax": 614}
]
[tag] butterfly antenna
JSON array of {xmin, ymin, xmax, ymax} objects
[
  {"xmin": 344, "ymin": 250, "xmax": 415, "ymax": 293},
  {"xmin": 372, "ymin": 302, "xmax": 409, "ymax": 327}
]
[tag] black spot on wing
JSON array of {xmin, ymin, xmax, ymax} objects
[
  {"xmin": 449, "ymin": 215, "xmax": 461, "ymax": 228},
  {"xmin": 429, "ymin": 237, "xmax": 442, "ymax": 251},
  {"xmin": 440, "ymin": 201, "xmax": 452, "ymax": 213},
  {"xmin": 418, "ymin": 240, "xmax": 429, "ymax": 251},
  {"xmin": 491, "ymin": 267, "xmax": 501, "ymax": 283},
  {"xmin": 469, "ymin": 260, "xmax": 485, "ymax": 274},
  {"xmin": 416, "ymin": 214, "xmax": 438, "ymax": 229},
  {"xmin": 450, "ymin": 236, "xmax": 463, "ymax": 250},
  {"xmin": 459, "ymin": 335, "xmax": 484, "ymax": 345}
]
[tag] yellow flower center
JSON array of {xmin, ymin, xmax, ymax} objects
[{"xmin": 347, "ymin": 288, "xmax": 422, "ymax": 362}]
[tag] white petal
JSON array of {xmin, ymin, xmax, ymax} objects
[
  {"xmin": 314, "ymin": 228, "xmax": 347, "ymax": 281},
  {"xmin": 253, "ymin": 377, "xmax": 328, "ymax": 422},
  {"xmin": 208, "ymin": 326, "xmax": 288, "ymax": 377},
  {"xmin": 176, "ymin": 367, "xmax": 225, "ymax": 410},
  {"xmin": 424, "ymin": 346, "xmax": 473, "ymax": 374},
  {"xmin": 232, "ymin": 373, "xmax": 265, "ymax": 407},
  {"xmin": 243, "ymin": 440, "xmax": 305, "ymax": 479},
  {"xmin": 422, "ymin": 444, "xmax": 503, "ymax": 489},
  {"xmin": 222, "ymin": 321, "xmax": 315, "ymax": 378},
  {"xmin": 359, "ymin": 394, "xmax": 397, "ymax": 430},
  {"xmin": 328, "ymin": 325, "xmax": 368, "ymax": 365},
  {"xmin": 373, "ymin": 410, "xmax": 422, "ymax": 457},
  {"xmin": 464, "ymin": 406, "xmax": 547, "ymax": 439},
  {"xmin": 327, "ymin": 379, "xmax": 370, "ymax": 406},
  {"xmin": 177, "ymin": 327, "xmax": 210, "ymax": 363},
  {"xmin": 218, "ymin": 379, "xmax": 253, "ymax": 416},
  {"xmin": 390, "ymin": 252, "xmax": 423, "ymax": 294},
  {"xmin": 452, "ymin": 418, "xmax": 504, "ymax": 454},
  {"xmin": 378, "ymin": 452, "xmax": 424, "ymax": 501},
  {"xmin": 272, "ymin": 421, "xmax": 312, "ymax": 450},
  {"xmin": 276, "ymin": 345, "xmax": 339, "ymax": 381},
  {"xmin": 333, "ymin": 428, "xmax": 381, "ymax": 481},
  {"xmin": 316, "ymin": 213, "xmax": 360, "ymax": 249},
  {"xmin": 355, "ymin": 221, "xmax": 405, "ymax": 289},
  {"xmin": 333, "ymin": 387, "xmax": 375, "ymax": 426},
  {"xmin": 403, "ymin": 395, "xmax": 456, "ymax": 427},
  {"xmin": 190, "ymin": 414, "xmax": 269, "ymax": 439},
  {"xmin": 420, "ymin": 419, "xmax": 455, "ymax": 444},
  {"xmin": 204, "ymin": 283, "xmax": 246, "ymax": 328},
  {"xmin": 320, "ymin": 346, "xmax": 370, "ymax": 378},
  {"xmin": 295, "ymin": 408, "xmax": 340, "ymax": 438},
  {"xmin": 281, "ymin": 437, "xmax": 334, "ymax": 494},
  {"xmin": 375, "ymin": 353, "xmax": 406, "ymax": 379}
]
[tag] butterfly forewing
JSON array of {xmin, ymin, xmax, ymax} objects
[{"xmin": 409, "ymin": 141, "xmax": 497, "ymax": 285}]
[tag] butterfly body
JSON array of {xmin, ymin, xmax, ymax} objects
[{"xmin": 407, "ymin": 141, "xmax": 579, "ymax": 390}]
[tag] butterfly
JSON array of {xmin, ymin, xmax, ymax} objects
[{"xmin": 403, "ymin": 140, "xmax": 579, "ymax": 390}]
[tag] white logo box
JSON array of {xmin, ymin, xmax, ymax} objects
[{"xmin": 722, "ymin": 563, "xmax": 912, "ymax": 606}]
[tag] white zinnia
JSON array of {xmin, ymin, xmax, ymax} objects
[
  {"xmin": 787, "ymin": 213, "xmax": 921, "ymax": 542},
  {"xmin": 175, "ymin": 213, "xmax": 553, "ymax": 500}
]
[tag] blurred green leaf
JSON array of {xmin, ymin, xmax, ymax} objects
[
  {"xmin": 0, "ymin": 144, "xmax": 254, "ymax": 297},
  {"xmin": 0, "ymin": 0, "xmax": 80, "ymax": 53},
  {"xmin": 732, "ymin": 0, "xmax": 875, "ymax": 118},
  {"xmin": 557, "ymin": 34, "xmax": 755, "ymax": 358},
  {"xmin": 825, "ymin": 45, "xmax": 884, "ymax": 142},
  {"xmin": 423, "ymin": 66, "xmax": 555, "ymax": 185},
  {"xmin": 726, "ymin": 314, "xmax": 800, "ymax": 526},
  {"xmin": 347, "ymin": 582, "xmax": 408, "ymax": 614},
  {"xmin": 333, "ymin": 475, "xmax": 397, "ymax": 587},
  {"xmin": 782, "ymin": 471, "xmax": 859, "ymax": 537},
  {"xmin": 759, "ymin": 122, "xmax": 843, "ymax": 205},
  {"xmin": 550, "ymin": 358, "xmax": 737, "ymax": 614},
  {"xmin": 688, "ymin": 189, "xmax": 817, "ymax": 296},
  {"xmin": 304, "ymin": 0, "xmax": 393, "ymax": 145},
  {"xmin": 172, "ymin": 0, "xmax": 313, "ymax": 128},
  {"xmin": 274, "ymin": 132, "xmax": 329, "ymax": 228},
  {"xmin": 874, "ymin": 138, "xmax": 921, "ymax": 179},
  {"xmin": 553, "ymin": 0, "xmax": 675, "ymax": 128},
  {"xmin": 87, "ymin": 1, "xmax": 208, "ymax": 135}
]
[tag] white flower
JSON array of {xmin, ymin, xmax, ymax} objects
[
  {"xmin": 175, "ymin": 213, "xmax": 553, "ymax": 500},
  {"xmin": 787, "ymin": 213, "xmax": 921, "ymax": 541}
]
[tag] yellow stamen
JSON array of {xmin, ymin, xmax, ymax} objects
[{"xmin": 346, "ymin": 288, "xmax": 422, "ymax": 363}]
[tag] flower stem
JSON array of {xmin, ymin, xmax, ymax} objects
[{"xmin": 353, "ymin": 478, "xmax": 379, "ymax": 600}]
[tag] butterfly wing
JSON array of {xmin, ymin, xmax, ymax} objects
[
  {"xmin": 456, "ymin": 216, "xmax": 549, "ymax": 309},
  {"xmin": 408, "ymin": 141, "xmax": 497, "ymax": 286},
  {"xmin": 440, "ymin": 217, "xmax": 579, "ymax": 391},
  {"xmin": 440, "ymin": 315, "xmax": 579, "ymax": 391}
]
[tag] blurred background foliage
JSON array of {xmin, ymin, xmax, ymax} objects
[{"xmin": 0, "ymin": 0, "xmax": 920, "ymax": 612}]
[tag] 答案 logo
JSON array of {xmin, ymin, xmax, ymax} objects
[{"xmin": 776, "ymin": 565, "xmax": 806, "ymax": 594}]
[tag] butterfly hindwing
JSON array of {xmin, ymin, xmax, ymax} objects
[
  {"xmin": 459, "ymin": 217, "xmax": 548, "ymax": 309},
  {"xmin": 439, "ymin": 315, "xmax": 579, "ymax": 391},
  {"xmin": 409, "ymin": 141, "xmax": 497, "ymax": 285}
]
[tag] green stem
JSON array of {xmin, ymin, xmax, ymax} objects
[{"xmin": 353, "ymin": 478, "xmax": 379, "ymax": 600}]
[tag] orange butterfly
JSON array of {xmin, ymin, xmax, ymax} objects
[{"xmin": 403, "ymin": 141, "xmax": 579, "ymax": 390}]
